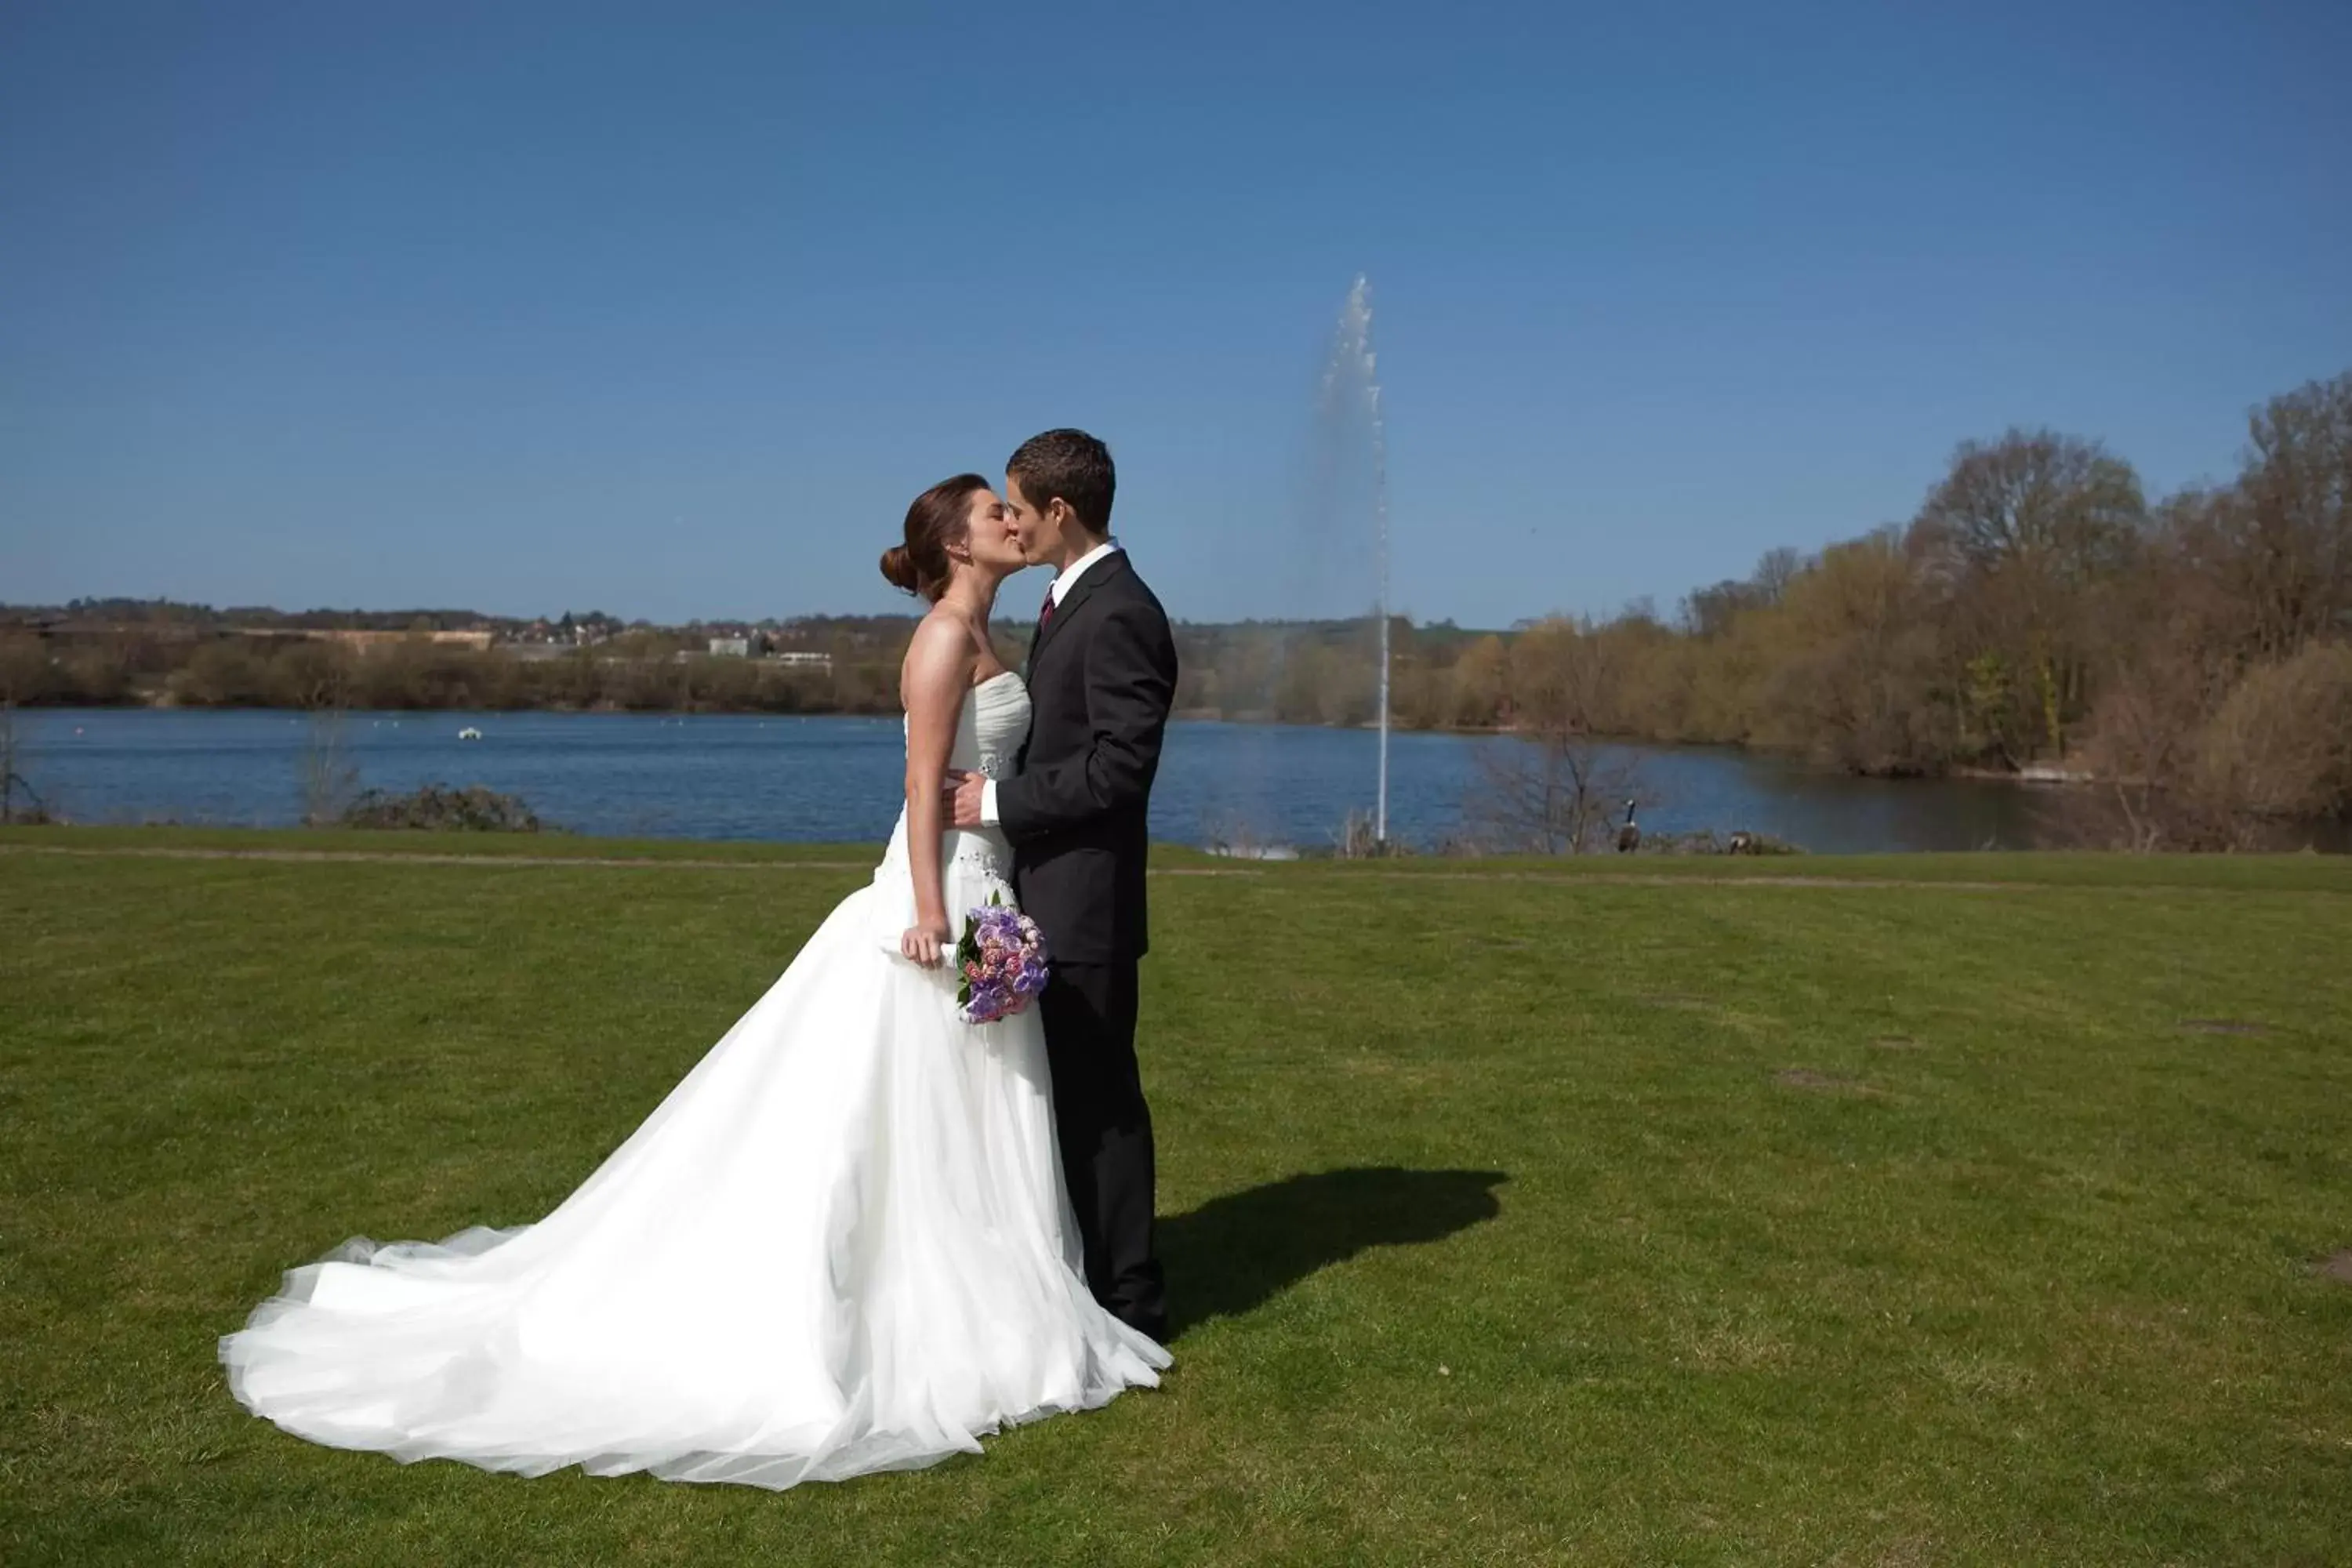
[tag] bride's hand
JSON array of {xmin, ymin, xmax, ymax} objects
[{"xmin": 900, "ymin": 918, "xmax": 953, "ymax": 969}]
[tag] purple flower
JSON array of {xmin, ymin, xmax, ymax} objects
[{"xmin": 954, "ymin": 890, "xmax": 1051, "ymax": 1025}]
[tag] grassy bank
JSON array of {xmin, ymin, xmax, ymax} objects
[{"xmin": 3, "ymin": 830, "xmax": 2349, "ymax": 1564}]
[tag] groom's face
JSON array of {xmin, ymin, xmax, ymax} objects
[{"xmin": 1004, "ymin": 474, "xmax": 1062, "ymax": 566}]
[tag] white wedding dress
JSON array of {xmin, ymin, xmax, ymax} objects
[{"xmin": 221, "ymin": 670, "xmax": 1168, "ymax": 1489}]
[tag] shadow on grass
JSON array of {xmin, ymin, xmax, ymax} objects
[{"xmin": 1160, "ymin": 1167, "xmax": 1508, "ymax": 1338}]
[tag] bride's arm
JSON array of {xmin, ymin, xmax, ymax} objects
[{"xmin": 898, "ymin": 619, "xmax": 975, "ymax": 967}]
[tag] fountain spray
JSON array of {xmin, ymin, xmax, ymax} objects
[{"xmin": 1322, "ymin": 275, "xmax": 1391, "ymax": 844}]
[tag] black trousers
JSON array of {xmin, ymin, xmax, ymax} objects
[{"xmin": 1039, "ymin": 960, "xmax": 1165, "ymax": 1340}]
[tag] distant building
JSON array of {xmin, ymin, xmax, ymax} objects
[
  {"xmin": 707, "ymin": 636, "xmax": 755, "ymax": 658},
  {"xmin": 769, "ymin": 651, "xmax": 833, "ymax": 671}
]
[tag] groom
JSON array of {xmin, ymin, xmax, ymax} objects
[{"xmin": 949, "ymin": 428, "xmax": 1177, "ymax": 1343}]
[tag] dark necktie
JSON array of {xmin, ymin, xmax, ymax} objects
[{"xmin": 1038, "ymin": 588, "xmax": 1057, "ymax": 633}]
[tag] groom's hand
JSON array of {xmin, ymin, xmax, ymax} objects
[{"xmin": 944, "ymin": 769, "xmax": 989, "ymax": 829}]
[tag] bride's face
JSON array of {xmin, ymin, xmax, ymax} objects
[
  {"xmin": 955, "ymin": 488, "xmax": 1025, "ymax": 579},
  {"xmin": 1004, "ymin": 474, "xmax": 1062, "ymax": 566}
]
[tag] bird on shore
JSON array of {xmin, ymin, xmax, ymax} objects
[{"xmin": 1614, "ymin": 800, "xmax": 1640, "ymax": 854}]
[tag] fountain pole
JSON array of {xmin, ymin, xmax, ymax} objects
[
  {"xmin": 1354, "ymin": 278, "xmax": 1392, "ymax": 846},
  {"xmin": 1370, "ymin": 374, "xmax": 1390, "ymax": 847}
]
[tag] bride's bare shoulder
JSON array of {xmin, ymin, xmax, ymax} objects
[
  {"xmin": 906, "ymin": 606, "xmax": 987, "ymax": 664},
  {"xmin": 899, "ymin": 611, "xmax": 978, "ymax": 713}
]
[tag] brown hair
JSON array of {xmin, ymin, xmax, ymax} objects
[
  {"xmin": 880, "ymin": 474, "xmax": 988, "ymax": 601},
  {"xmin": 1006, "ymin": 428, "xmax": 1115, "ymax": 537}
]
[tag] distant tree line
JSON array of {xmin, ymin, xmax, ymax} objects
[
  {"xmin": 0, "ymin": 619, "xmax": 938, "ymax": 716},
  {"xmin": 1184, "ymin": 369, "xmax": 2352, "ymax": 845},
  {"xmin": 6, "ymin": 368, "xmax": 2346, "ymax": 842},
  {"xmin": 1434, "ymin": 368, "xmax": 2352, "ymax": 845}
]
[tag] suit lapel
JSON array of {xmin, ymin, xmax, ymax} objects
[{"xmin": 1026, "ymin": 551, "xmax": 1127, "ymax": 674}]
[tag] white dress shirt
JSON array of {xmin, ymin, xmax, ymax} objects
[{"xmin": 978, "ymin": 539, "xmax": 1121, "ymax": 826}]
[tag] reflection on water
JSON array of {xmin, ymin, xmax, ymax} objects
[
  {"xmin": 1172, "ymin": 723, "xmax": 2053, "ymax": 853},
  {"xmin": 9, "ymin": 708, "xmax": 2342, "ymax": 853}
]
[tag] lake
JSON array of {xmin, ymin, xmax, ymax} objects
[{"xmin": 0, "ymin": 706, "xmax": 2121, "ymax": 854}]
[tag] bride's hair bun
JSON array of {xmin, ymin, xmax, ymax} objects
[{"xmin": 885, "ymin": 474, "xmax": 988, "ymax": 601}]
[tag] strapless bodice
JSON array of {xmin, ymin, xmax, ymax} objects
[
  {"xmin": 876, "ymin": 672, "xmax": 1029, "ymax": 900},
  {"xmin": 928, "ymin": 670, "xmax": 1030, "ymax": 781}
]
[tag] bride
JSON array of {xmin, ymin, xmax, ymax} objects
[{"xmin": 220, "ymin": 474, "xmax": 1170, "ymax": 1490}]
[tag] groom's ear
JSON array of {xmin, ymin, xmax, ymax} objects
[{"xmin": 1046, "ymin": 495, "xmax": 1101, "ymax": 541}]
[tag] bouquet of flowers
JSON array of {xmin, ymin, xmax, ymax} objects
[{"xmin": 956, "ymin": 892, "xmax": 1051, "ymax": 1025}]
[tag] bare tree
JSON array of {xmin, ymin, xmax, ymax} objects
[
  {"xmin": 1464, "ymin": 617, "xmax": 1653, "ymax": 852},
  {"xmin": 0, "ymin": 699, "xmax": 50, "ymax": 824},
  {"xmin": 2066, "ymin": 636, "xmax": 2352, "ymax": 851},
  {"xmin": 1915, "ymin": 430, "xmax": 2144, "ymax": 581},
  {"xmin": 1333, "ymin": 807, "xmax": 1411, "ymax": 858},
  {"xmin": 2068, "ymin": 642, "xmax": 2240, "ymax": 851},
  {"xmin": 0, "ymin": 637, "xmax": 55, "ymax": 824},
  {"xmin": 1681, "ymin": 578, "xmax": 1765, "ymax": 640},
  {"xmin": 1447, "ymin": 633, "xmax": 1509, "ymax": 726},
  {"xmin": 1752, "ymin": 546, "xmax": 1805, "ymax": 607},
  {"xmin": 1467, "ymin": 731, "xmax": 1648, "ymax": 854},
  {"xmin": 2205, "ymin": 372, "xmax": 2352, "ymax": 662},
  {"xmin": 1750, "ymin": 528, "xmax": 1950, "ymax": 773},
  {"xmin": 285, "ymin": 642, "xmax": 361, "ymax": 826},
  {"xmin": 1911, "ymin": 430, "xmax": 2147, "ymax": 762}
]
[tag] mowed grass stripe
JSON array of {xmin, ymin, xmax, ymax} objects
[{"xmin": 8, "ymin": 829, "xmax": 2352, "ymax": 896}]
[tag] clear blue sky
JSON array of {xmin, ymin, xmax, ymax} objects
[{"xmin": 5, "ymin": 1, "xmax": 2347, "ymax": 628}]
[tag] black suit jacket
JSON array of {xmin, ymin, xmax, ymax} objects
[{"xmin": 997, "ymin": 551, "xmax": 1178, "ymax": 964}]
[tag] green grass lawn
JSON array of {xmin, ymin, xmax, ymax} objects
[{"xmin": 4, "ymin": 829, "xmax": 2350, "ymax": 1565}]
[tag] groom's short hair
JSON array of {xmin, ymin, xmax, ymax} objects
[{"xmin": 1007, "ymin": 429, "xmax": 1116, "ymax": 537}]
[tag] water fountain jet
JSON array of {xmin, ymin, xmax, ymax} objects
[{"xmin": 1318, "ymin": 275, "xmax": 1392, "ymax": 844}]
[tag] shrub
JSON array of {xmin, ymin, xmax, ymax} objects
[
  {"xmin": 2191, "ymin": 642, "xmax": 2352, "ymax": 820},
  {"xmin": 339, "ymin": 784, "xmax": 546, "ymax": 833}
]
